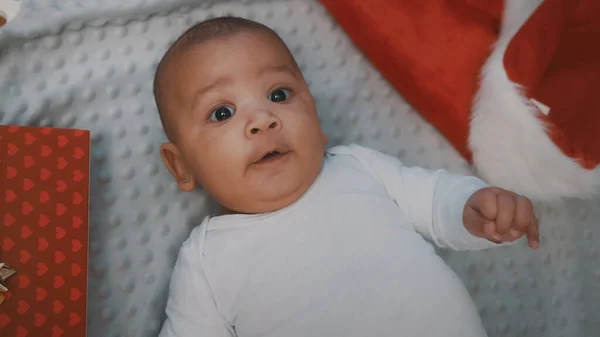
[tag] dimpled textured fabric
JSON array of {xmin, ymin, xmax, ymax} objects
[{"xmin": 0, "ymin": 1, "xmax": 598, "ymax": 337}]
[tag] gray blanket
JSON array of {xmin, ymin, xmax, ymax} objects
[{"xmin": 1, "ymin": 1, "xmax": 597, "ymax": 336}]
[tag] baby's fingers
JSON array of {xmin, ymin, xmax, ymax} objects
[
  {"xmin": 494, "ymin": 192, "xmax": 515, "ymax": 237},
  {"xmin": 526, "ymin": 216, "xmax": 540, "ymax": 249},
  {"xmin": 508, "ymin": 196, "xmax": 534, "ymax": 238}
]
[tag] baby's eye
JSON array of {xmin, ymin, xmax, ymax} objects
[
  {"xmin": 268, "ymin": 88, "xmax": 291, "ymax": 103},
  {"xmin": 209, "ymin": 106, "xmax": 235, "ymax": 122}
]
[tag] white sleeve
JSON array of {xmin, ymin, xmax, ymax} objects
[
  {"xmin": 342, "ymin": 144, "xmax": 503, "ymax": 251},
  {"xmin": 158, "ymin": 232, "xmax": 235, "ymax": 337}
]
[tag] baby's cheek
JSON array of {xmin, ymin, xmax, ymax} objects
[
  {"xmin": 190, "ymin": 125, "xmax": 201, "ymax": 137},
  {"xmin": 297, "ymin": 90, "xmax": 316, "ymax": 105}
]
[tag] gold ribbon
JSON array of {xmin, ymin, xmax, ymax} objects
[{"xmin": 0, "ymin": 262, "xmax": 17, "ymax": 304}]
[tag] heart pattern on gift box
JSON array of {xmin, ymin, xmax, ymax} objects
[{"xmin": 0, "ymin": 125, "xmax": 89, "ymax": 337}]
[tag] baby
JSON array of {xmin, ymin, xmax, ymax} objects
[{"xmin": 153, "ymin": 16, "xmax": 539, "ymax": 337}]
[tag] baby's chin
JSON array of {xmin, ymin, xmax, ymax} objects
[
  {"xmin": 225, "ymin": 183, "xmax": 310, "ymax": 214},
  {"xmin": 221, "ymin": 168, "xmax": 321, "ymax": 215}
]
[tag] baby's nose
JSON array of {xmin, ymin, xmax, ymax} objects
[{"xmin": 246, "ymin": 112, "xmax": 282, "ymax": 137}]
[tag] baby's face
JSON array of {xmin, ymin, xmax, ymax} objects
[{"xmin": 161, "ymin": 31, "xmax": 328, "ymax": 214}]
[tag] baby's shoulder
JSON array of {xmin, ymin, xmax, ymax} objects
[
  {"xmin": 176, "ymin": 216, "xmax": 211, "ymax": 259},
  {"xmin": 326, "ymin": 143, "xmax": 388, "ymax": 168},
  {"xmin": 327, "ymin": 143, "xmax": 384, "ymax": 160}
]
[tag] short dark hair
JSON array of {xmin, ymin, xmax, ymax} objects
[{"xmin": 153, "ymin": 16, "xmax": 284, "ymax": 142}]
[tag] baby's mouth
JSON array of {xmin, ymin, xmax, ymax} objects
[
  {"xmin": 262, "ymin": 151, "xmax": 280, "ymax": 160},
  {"xmin": 254, "ymin": 149, "xmax": 290, "ymax": 164}
]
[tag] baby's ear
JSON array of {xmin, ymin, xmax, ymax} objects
[{"xmin": 160, "ymin": 142, "xmax": 196, "ymax": 192}]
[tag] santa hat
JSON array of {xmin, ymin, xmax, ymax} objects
[{"xmin": 320, "ymin": 0, "xmax": 600, "ymax": 202}]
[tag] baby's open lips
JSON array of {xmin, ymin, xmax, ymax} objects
[
  {"xmin": 253, "ymin": 149, "xmax": 290, "ymax": 164},
  {"xmin": 262, "ymin": 151, "xmax": 280, "ymax": 160}
]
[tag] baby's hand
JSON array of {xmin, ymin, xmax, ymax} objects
[{"xmin": 463, "ymin": 187, "xmax": 539, "ymax": 249}]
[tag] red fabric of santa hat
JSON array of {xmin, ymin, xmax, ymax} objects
[{"xmin": 320, "ymin": 0, "xmax": 600, "ymax": 201}]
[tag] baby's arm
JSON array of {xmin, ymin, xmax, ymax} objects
[
  {"xmin": 159, "ymin": 234, "xmax": 234, "ymax": 337},
  {"xmin": 345, "ymin": 144, "xmax": 521, "ymax": 251}
]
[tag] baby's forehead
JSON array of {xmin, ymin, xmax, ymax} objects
[
  {"xmin": 184, "ymin": 30, "xmax": 293, "ymax": 61},
  {"xmin": 159, "ymin": 29, "xmax": 298, "ymax": 98}
]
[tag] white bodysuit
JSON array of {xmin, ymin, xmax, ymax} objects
[{"xmin": 159, "ymin": 144, "xmax": 505, "ymax": 337}]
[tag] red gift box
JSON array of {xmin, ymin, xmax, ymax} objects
[{"xmin": 0, "ymin": 125, "xmax": 89, "ymax": 337}]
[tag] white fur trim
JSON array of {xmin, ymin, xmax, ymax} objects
[{"xmin": 469, "ymin": 0, "xmax": 600, "ymax": 201}]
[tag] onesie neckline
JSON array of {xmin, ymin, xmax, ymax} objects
[{"xmin": 205, "ymin": 153, "xmax": 331, "ymax": 229}]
